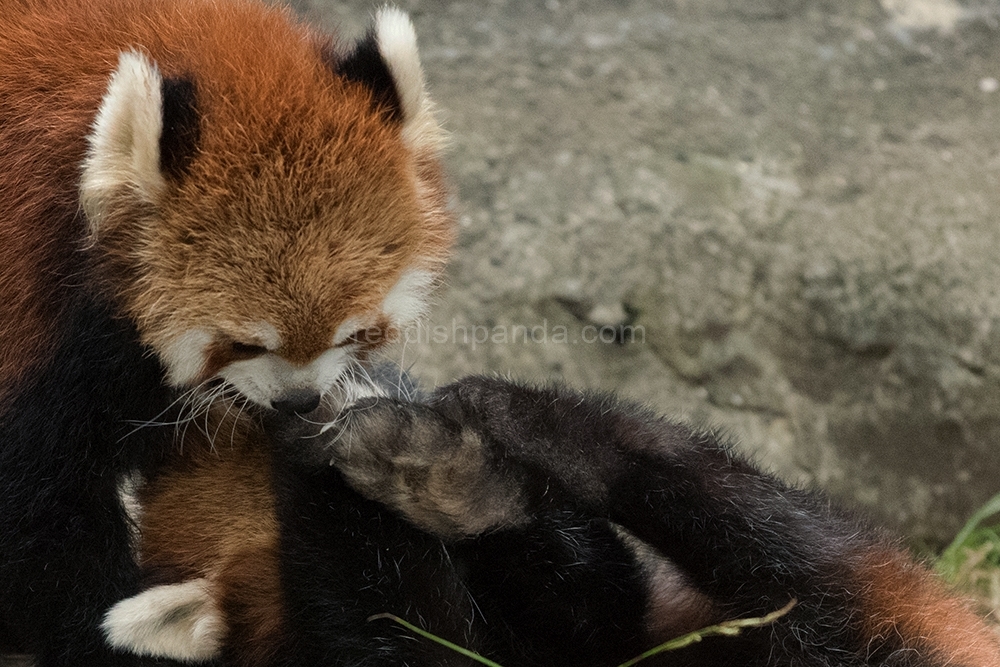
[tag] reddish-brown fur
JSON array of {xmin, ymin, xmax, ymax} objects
[
  {"xmin": 0, "ymin": 1, "xmax": 105, "ymax": 402},
  {"xmin": 137, "ymin": 412, "xmax": 284, "ymax": 667},
  {"xmin": 0, "ymin": 0, "xmax": 452, "ymax": 395},
  {"xmin": 856, "ymin": 545, "xmax": 1000, "ymax": 665}
]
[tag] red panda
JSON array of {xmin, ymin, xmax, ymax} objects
[
  {"xmin": 0, "ymin": 1, "xmax": 452, "ymax": 664},
  {"xmin": 104, "ymin": 374, "xmax": 1000, "ymax": 666}
]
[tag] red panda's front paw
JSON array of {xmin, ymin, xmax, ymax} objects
[{"xmin": 323, "ymin": 397, "xmax": 530, "ymax": 538}]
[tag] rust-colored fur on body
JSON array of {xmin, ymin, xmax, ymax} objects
[
  {"xmin": 137, "ymin": 414, "xmax": 285, "ymax": 667},
  {"xmin": 856, "ymin": 546, "xmax": 1000, "ymax": 666}
]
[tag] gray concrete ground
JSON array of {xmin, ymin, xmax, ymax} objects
[{"xmin": 294, "ymin": 0, "xmax": 1000, "ymax": 547}]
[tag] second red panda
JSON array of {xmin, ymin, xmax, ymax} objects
[{"xmin": 107, "ymin": 376, "xmax": 1000, "ymax": 666}]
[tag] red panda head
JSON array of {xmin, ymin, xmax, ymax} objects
[{"xmin": 79, "ymin": 5, "xmax": 451, "ymax": 413}]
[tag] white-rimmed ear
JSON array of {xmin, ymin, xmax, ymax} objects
[
  {"xmin": 102, "ymin": 579, "xmax": 224, "ymax": 662},
  {"xmin": 372, "ymin": 7, "xmax": 443, "ymax": 153},
  {"xmin": 338, "ymin": 7, "xmax": 444, "ymax": 155},
  {"xmin": 80, "ymin": 50, "xmax": 166, "ymax": 235}
]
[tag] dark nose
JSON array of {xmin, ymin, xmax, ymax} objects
[{"xmin": 271, "ymin": 390, "xmax": 322, "ymax": 415}]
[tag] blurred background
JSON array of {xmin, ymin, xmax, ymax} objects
[{"xmin": 292, "ymin": 0, "xmax": 1000, "ymax": 613}]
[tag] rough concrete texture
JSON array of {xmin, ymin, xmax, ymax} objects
[{"xmin": 290, "ymin": 0, "xmax": 1000, "ymax": 547}]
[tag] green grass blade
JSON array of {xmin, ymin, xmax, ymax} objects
[
  {"xmin": 367, "ymin": 613, "xmax": 506, "ymax": 667},
  {"xmin": 947, "ymin": 492, "xmax": 1000, "ymax": 554},
  {"xmin": 938, "ymin": 491, "xmax": 1000, "ymax": 579},
  {"xmin": 369, "ymin": 600, "xmax": 796, "ymax": 667},
  {"xmin": 615, "ymin": 599, "xmax": 797, "ymax": 667}
]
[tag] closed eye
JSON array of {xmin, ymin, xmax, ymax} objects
[
  {"xmin": 336, "ymin": 327, "xmax": 387, "ymax": 349},
  {"xmin": 230, "ymin": 341, "xmax": 268, "ymax": 360}
]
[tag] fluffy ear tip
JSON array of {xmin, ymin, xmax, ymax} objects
[
  {"xmin": 375, "ymin": 6, "xmax": 416, "ymax": 35},
  {"xmin": 110, "ymin": 49, "xmax": 161, "ymax": 87},
  {"xmin": 117, "ymin": 48, "xmax": 155, "ymax": 68},
  {"xmin": 374, "ymin": 6, "xmax": 419, "ymax": 55}
]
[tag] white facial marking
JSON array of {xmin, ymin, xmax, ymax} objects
[
  {"xmin": 80, "ymin": 50, "xmax": 167, "ymax": 236},
  {"xmin": 102, "ymin": 579, "xmax": 223, "ymax": 662},
  {"xmin": 218, "ymin": 347, "xmax": 353, "ymax": 409},
  {"xmin": 158, "ymin": 270, "xmax": 437, "ymax": 406},
  {"xmin": 381, "ymin": 268, "xmax": 436, "ymax": 328},
  {"xmin": 241, "ymin": 321, "xmax": 282, "ymax": 351},
  {"xmin": 160, "ymin": 328, "xmax": 213, "ymax": 388},
  {"xmin": 373, "ymin": 8, "xmax": 444, "ymax": 154},
  {"xmin": 333, "ymin": 316, "xmax": 373, "ymax": 347}
]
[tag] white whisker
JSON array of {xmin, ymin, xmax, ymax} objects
[{"xmin": 118, "ymin": 384, "xmax": 203, "ymax": 442}]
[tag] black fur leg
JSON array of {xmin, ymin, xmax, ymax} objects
[
  {"xmin": 270, "ymin": 434, "xmax": 664, "ymax": 667},
  {"xmin": 323, "ymin": 376, "xmax": 961, "ymax": 666},
  {"xmin": 428, "ymin": 378, "xmax": 903, "ymax": 665},
  {"xmin": 268, "ymin": 447, "xmax": 493, "ymax": 667},
  {"xmin": 454, "ymin": 512, "xmax": 650, "ymax": 667}
]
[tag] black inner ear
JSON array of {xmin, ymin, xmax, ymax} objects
[
  {"xmin": 159, "ymin": 76, "xmax": 201, "ymax": 180},
  {"xmin": 334, "ymin": 30, "xmax": 404, "ymax": 124}
]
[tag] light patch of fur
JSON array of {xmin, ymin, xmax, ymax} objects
[
  {"xmin": 318, "ymin": 376, "xmax": 390, "ymax": 435},
  {"xmin": 373, "ymin": 7, "xmax": 445, "ymax": 154},
  {"xmin": 400, "ymin": 427, "xmax": 526, "ymax": 536},
  {"xmin": 333, "ymin": 415, "xmax": 528, "ymax": 537},
  {"xmin": 80, "ymin": 50, "xmax": 166, "ymax": 236},
  {"xmin": 117, "ymin": 471, "xmax": 145, "ymax": 560},
  {"xmin": 160, "ymin": 327, "xmax": 214, "ymax": 387},
  {"xmin": 610, "ymin": 524, "xmax": 717, "ymax": 642},
  {"xmin": 381, "ymin": 268, "xmax": 435, "ymax": 328},
  {"xmin": 102, "ymin": 579, "xmax": 224, "ymax": 662},
  {"xmin": 333, "ymin": 315, "xmax": 373, "ymax": 346},
  {"xmin": 339, "ymin": 373, "xmax": 389, "ymax": 404},
  {"xmin": 219, "ymin": 346, "xmax": 352, "ymax": 408},
  {"xmin": 241, "ymin": 321, "xmax": 282, "ymax": 351}
]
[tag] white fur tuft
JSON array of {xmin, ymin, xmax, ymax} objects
[
  {"xmin": 218, "ymin": 347, "xmax": 352, "ymax": 409},
  {"xmin": 373, "ymin": 7, "xmax": 445, "ymax": 153},
  {"xmin": 80, "ymin": 50, "xmax": 166, "ymax": 236},
  {"xmin": 160, "ymin": 327, "xmax": 213, "ymax": 388},
  {"xmin": 381, "ymin": 268, "xmax": 436, "ymax": 328},
  {"xmin": 333, "ymin": 316, "xmax": 372, "ymax": 346},
  {"xmin": 102, "ymin": 580, "xmax": 224, "ymax": 662},
  {"xmin": 116, "ymin": 471, "xmax": 145, "ymax": 560}
]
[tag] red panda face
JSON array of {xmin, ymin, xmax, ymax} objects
[{"xmin": 78, "ymin": 7, "xmax": 452, "ymax": 412}]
